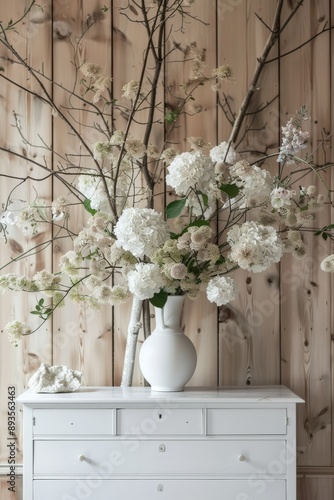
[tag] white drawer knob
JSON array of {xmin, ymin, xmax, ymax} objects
[
  {"xmin": 158, "ymin": 444, "xmax": 166, "ymax": 452},
  {"xmin": 238, "ymin": 454, "xmax": 246, "ymax": 462},
  {"xmin": 78, "ymin": 455, "xmax": 86, "ymax": 462}
]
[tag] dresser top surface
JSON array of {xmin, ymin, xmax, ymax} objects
[{"xmin": 17, "ymin": 385, "xmax": 303, "ymax": 405}]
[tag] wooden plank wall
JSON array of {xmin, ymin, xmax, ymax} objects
[{"xmin": 0, "ymin": 1, "xmax": 333, "ymax": 498}]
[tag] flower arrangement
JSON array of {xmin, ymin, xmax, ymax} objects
[
  {"xmin": 1, "ymin": 108, "xmax": 328, "ymax": 349},
  {"xmin": 1, "ymin": 0, "xmax": 333, "ymax": 386}
]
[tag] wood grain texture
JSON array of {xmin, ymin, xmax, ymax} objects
[
  {"xmin": 51, "ymin": 0, "xmax": 113, "ymax": 386},
  {"xmin": 0, "ymin": 474, "xmax": 22, "ymax": 500},
  {"xmin": 297, "ymin": 477, "xmax": 334, "ymax": 500},
  {"xmin": 280, "ymin": 0, "xmax": 332, "ymax": 467},
  {"xmin": 0, "ymin": 0, "xmax": 53, "ymax": 464},
  {"xmin": 0, "ymin": 2, "xmax": 334, "ymax": 497},
  {"xmin": 218, "ymin": 0, "xmax": 281, "ymax": 387}
]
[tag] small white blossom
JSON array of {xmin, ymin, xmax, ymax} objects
[
  {"xmin": 170, "ymin": 263, "xmax": 187, "ymax": 280},
  {"xmin": 206, "ymin": 276, "xmax": 238, "ymax": 306},
  {"xmin": 110, "ymin": 130, "xmax": 125, "ymax": 146},
  {"xmin": 80, "ymin": 62, "xmax": 103, "ymax": 80},
  {"xmin": 277, "ymin": 116, "xmax": 309, "ymax": 164},
  {"xmin": 4, "ymin": 320, "xmax": 31, "ymax": 346},
  {"xmin": 52, "ymin": 197, "xmax": 69, "ymax": 221},
  {"xmin": 122, "ymin": 80, "xmax": 139, "ymax": 100},
  {"xmin": 270, "ymin": 187, "xmax": 296, "ymax": 208},
  {"xmin": 125, "ymin": 139, "xmax": 146, "ymax": 159},
  {"xmin": 212, "ymin": 64, "xmax": 233, "ymax": 82}
]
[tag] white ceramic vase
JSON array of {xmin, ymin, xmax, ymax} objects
[{"xmin": 139, "ymin": 295, "xmax": 197, "ymax": 392}]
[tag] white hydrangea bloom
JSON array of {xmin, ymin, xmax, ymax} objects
[
  {"xmin": 166, "ymin": 151, "xmax": 215, "ymax": 196},
  {"xmin": 210, "ymin": 141, "xmax": 239, "ymax": 165},
  {"xmin": 127, "ymin": 263, "xmax": 164, "ymax": 300},
  {"xmin": 227, "ymin": 221, "xmax": 283, "ymax": 273},
  {"xmin": 206, "ymin": 276, "xmax": 238, "ymax": 306},
  {"xmin": 114, "ymin": 207, "xmax": 169, "ymax": 259}
]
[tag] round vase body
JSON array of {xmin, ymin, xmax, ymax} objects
[{"xmin": 139, "ymin": 296, "xmax": 197, "ymax": 392}]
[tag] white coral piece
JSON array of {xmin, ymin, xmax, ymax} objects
[{"xmin": 28, "ymin": 363, "xmax": 83, "ymax": 393}]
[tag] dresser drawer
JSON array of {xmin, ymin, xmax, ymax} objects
[
  {"xmin": 34, "ymin": 478, "xmax": 286, "ymax": 499},
  {"xmin": 207, "ymin": 408, "xmax": 287, "ymax": 435},
  {"xmin": 117, "ymin": 408, "xmax": 201, "ymax": 435},
  {"xmin": 34, "ymin": 439, "xmax": 286, "ymax": 476},
  {"xmin": 33, "ymin": 409, "xmax": 114, "ymax": 435}
]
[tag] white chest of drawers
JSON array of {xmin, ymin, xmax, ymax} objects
[{"xmin": 17, "ymin": 386, "xmax": 303, "ymax": 500}]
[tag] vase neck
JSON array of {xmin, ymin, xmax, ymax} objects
[{"xmin": 155, "ymin": 296, "xmax": 185, "ymax": 330}]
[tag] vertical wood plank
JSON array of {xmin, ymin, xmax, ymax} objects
[
  {"xmin": 0, "ymin": 0, "xmax": 52, "ymax": 464},
  {"xmin": 52, "ymin": 0, "xmax": 113, "ymax": 385},
  {"xmin": 297, "ymin": 477, "xmax": 334, "ymax": 500},
  {"xmin": 218, "ymin": 0, "xmax": 281, "ymax": 386},
  {"xmin": 280, "ymin": 0, "xmax": 332, "ymax": 467}
]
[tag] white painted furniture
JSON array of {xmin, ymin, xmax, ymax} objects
[{"xmin": 17, "ymin": 386, "xmax": 303, "ymax": 500}]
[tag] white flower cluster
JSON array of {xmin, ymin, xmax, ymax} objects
[
  {"xmin": 166, "ymin": 151, "xmax": 217, "ymax": 216},
  {"xmin": 78, "ymin": 160, "xmax": 131, "ymax": 214},
  {"xmin": 270, "ymin": 187, "xmax": 295, "ymax": 209},
  {"xmin": 277, "ymin": 117, "xmax": 309, "ymax": 164},
  {"xmin": 206, "ymin": 276, "xmax": 238, "ymax": 306},
  {"xmin": 114, "ymin": 207, "xmax": 169, "ymax": 259},
  {"xmin": 210, "ymin": 141, "xmax": 239, "ymax": 165},
  {"xmin": 5, "ymin": 321, "xmax": 31, "ymax": 347},
  {"xmin": 167, "ymin": 151, "xmax": 214, "ymax": 195},
  {"xmin": 128, "ymin": 263, "xmax": 165, "ymax": 300},
  {"xmin": 227, "ymin": 221, "xmax": 283, "ymax": 273},
  {"xmin": 52, "ymin": 197, "xmax": 69, "ymax": 221},
  {"xmin": 230, "ymin": 160, "xmax": 273, "ymax": 206},
  {"xmin": 14, "ymin": 199, "xmax": 48, "ymax": 235}
]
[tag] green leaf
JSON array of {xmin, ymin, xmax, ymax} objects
[
  {"xmin": 164, "ymin": 111, "xmax": 179, "ymax": 125},
  {"xmin": 84, "ymin": 198, "xmax": 97, "ymax": 215},
  {"xmin": 30, "ymin": 311, "xmax": 42, "ymax": 316},
  {"xmin": 166, "ymin": 198, "xmax": 186, "ymax": 219},
  {"xmin": 220, "ymin": 183, "xmax": 240, "ymax": 198},
  {"xmin": 38, "ymin": 298, "xmax": 45, "ymax": 306},
  {"xmin": 322, "ymin": 233, "xmax": 328, "ymax": 241},
  {"xmin": 150, "ymin": 290, "xmax": 168, "ymax": 309},
  {"xmin": 0, "ymin": 66, "xmax": 4, "ymax": 72},
  {"xmin": 197, "ymin": 191, "xmax": 208, "ymax": 207}
]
